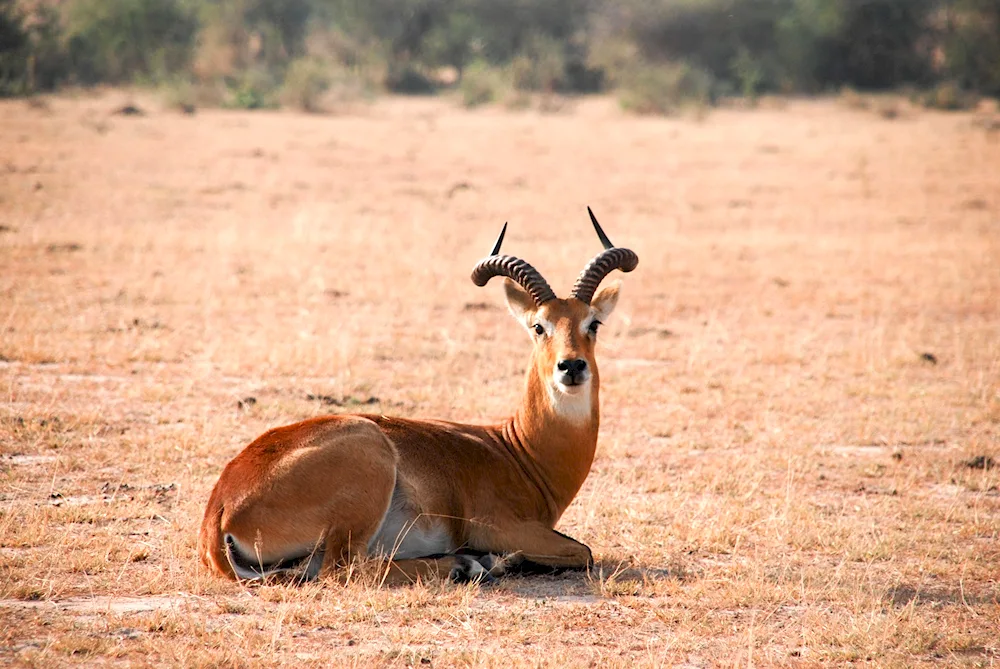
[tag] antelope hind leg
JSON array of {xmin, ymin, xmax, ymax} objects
[{"xmin": 205, "ymin": 416, "xmax": 399, "ymax": 581}]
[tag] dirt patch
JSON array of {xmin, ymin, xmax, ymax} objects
[
  {"xmin": 2, "ymin": 454, "xmax": 58, "ymax": 466},
  {"xmin": 0, "ymin": 595, "xmax": 194, "ymax": 614}
]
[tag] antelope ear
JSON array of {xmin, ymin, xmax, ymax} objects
[
  {"xmin": 590, "ymin": 280, "xmax": 621, "ymax": 323},
  {"xmin": 503, "ymin": 279, "xmax": 536, "ymax": 328}
]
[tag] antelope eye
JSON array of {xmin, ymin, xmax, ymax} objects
[
  {"xmin": 533, "ymin": 323, "xmax": 545, "ymax": 336},
  {"xmin": 588, "ymin": 320, "xmax": 601, "ymax": 335}
]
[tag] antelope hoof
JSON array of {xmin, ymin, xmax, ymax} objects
[{"xmin": 450, "ymin": 555, "xmax": 498, "ymax": 585}]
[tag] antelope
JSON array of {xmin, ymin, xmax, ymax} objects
[{"xmin": 199, "ymin": 208, "xmax": 638, "ymax": 584}]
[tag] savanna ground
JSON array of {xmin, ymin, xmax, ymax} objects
[{"xmin": 1, "ymin": 91, "xmax": 999, "ymax": 667}]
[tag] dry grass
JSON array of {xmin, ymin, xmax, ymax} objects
[{"xmin": 1, "ymin": 89, "xmax": 998, "ymax": 667}]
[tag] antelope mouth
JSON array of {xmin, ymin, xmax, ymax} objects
[{"xmin": 554, "ymin": 373, "xmax": 591, "ymax": 392}]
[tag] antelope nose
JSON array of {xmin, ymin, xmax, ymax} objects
[{"xmin": 557, "ymin": 359, "xmax": 588, "ymax": 375}]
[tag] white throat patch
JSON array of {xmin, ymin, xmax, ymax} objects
[{"xmin": 547, "ymin": 381, "xmax": 593, "ymax": 424}]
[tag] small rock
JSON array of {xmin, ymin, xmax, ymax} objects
[
  {"xmin": 962, "ymin": 455, "xmax": 995, "ymax": 470},
  {"xmin": 114, "ymin": 104, "xmax": 145, "ymax": 117},
  {"xmin": 46, "ymin": 243, "xmax": 82, "ymax": 253},
  {"xmin": 446, "ymin": 181, "xmax": 472, "ymax": 198},
  {"xmin": 306, "ymin": 393, "xmax": 341, "ymax": 406},
  {"xmin": 463, "ymin": 302, "xmax": 496, "ymax": 311}
]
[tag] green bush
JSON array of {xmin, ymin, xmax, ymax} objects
[
  {"xmin": 775, "ymin": 0, "xmax": 844, "ymax": 91},
  {"xmin": 830, "ymin": 0, "xmax": 937, "ymax": 89},
  {"xmin": 731, "ymin": 47, "xmax": 765, "ymax": 101},
  {"xmin": 459, "ymin": 60, "xmax": 508, "ymax": 107},
  {"xmin": 625, "ymin": 0, "xmax": 786, "ymax": 92},
  {"xmin": 1, "ymin": 1, "xmax": 67, "ymax": 95},
  {"xmin": 196, "ymin": 0, "xmax": 311, "ymax": 78},
  {"xmin": 587, "ymin": 37, "xmax": 640, "ymax": 89},
  {"xmin": 0, "ymin": 0, "xmax": 29, "ymax": 95},
  {"xmin": 385, "ymin": 63, "xmax": 436, "ymax": 94},
  {"xmin": 918, "ymin": 81, "xmax": 980, "ymax": 111},
  {"xmin": 619, "ymin": 61, "xmax": 715, "ymax": 116},
  {"xmin": 281, "ymin": 58, "xmax": 331, "ymax": 112},
  {"xmin": 510, "ymin": 33, "xmax": 565, "ymax": 92},
  {"xmin": 619, "ymin": 0, "xmax": 939, "ymax": 95},
  {"xmin": 65, "ymin": 0, "xmax": 197, "ymax": 84},
  {"xmin": 226, "ymin": 67, "xmax": 279, "ymax": 110},
  {"xmin": 943, "ymin": 1, "xmax": 1000, "ymax": 97},
  {"xmin": 160, "ymin": 76, "xmax": 197, "ymax": 113},
  {"xmin": 421, "ymin": 9, "xmax": 478, "ymax": 77},
  {"xmin": 325, "ymin": 66, "xmax": 378, "ymax": 109},
  {"xmin": 23, "ymin": 5, "xmax": 67, "ymax": 92}
]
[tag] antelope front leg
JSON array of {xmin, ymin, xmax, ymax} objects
[{"xmin": 473, "ymin": 522, "xmax": 593, "ymax": 576}]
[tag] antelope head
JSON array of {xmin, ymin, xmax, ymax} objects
[{"xmin": 471, "ymin": 208, "xmax": 639, "ymax": 423}]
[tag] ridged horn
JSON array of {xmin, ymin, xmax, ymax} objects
[
  {"xmin": 570, "ymin": 207, "xmax": 639, "ymax": 305},
  {"xmin": 470, "ymin": 223, "xmax": 557, "ymax": 306}
]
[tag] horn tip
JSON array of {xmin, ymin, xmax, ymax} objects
[
  {"xmin": 489, "ymin": 222, "xmax": 508, "ymax": 256},
  {"xmin": 587, "ymin": 207, "xmax": 614, "ymax": 250}
]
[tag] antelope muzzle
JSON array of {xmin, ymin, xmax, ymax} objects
[{"xmin": 555, "ymin": 358, "xmax": 590, "ymax": 388}]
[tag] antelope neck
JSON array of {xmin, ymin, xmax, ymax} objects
[{"xmin": 498, "ymin": 364, "xmax": 600, "ymax": 524}]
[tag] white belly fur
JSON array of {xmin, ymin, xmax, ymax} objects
[{"xmin": 367, "ymin": 485, "xmax": 452, "ymax": 559}]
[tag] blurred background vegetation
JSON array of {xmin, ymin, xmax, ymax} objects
[{"xmin": 1, "ymin": 0, "xmax": 998, "ymax": 112}]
